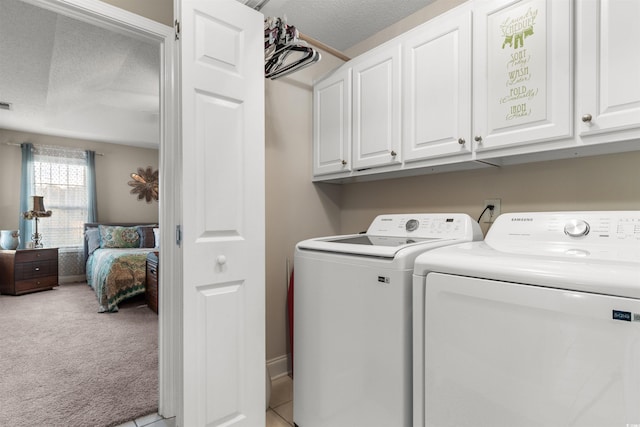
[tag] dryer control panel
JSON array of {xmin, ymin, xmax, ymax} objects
[{"xmin": 487, "ymin": 211, "xmax": 640, "ymax": 261}]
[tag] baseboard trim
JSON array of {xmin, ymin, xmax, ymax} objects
[
  {"xmin": 59, "ymin": 275, "xmax": 86, "ymax": 284},
  {"xmin": 267, "ymin": 354, "xmax": 291, "ymax": 380}
]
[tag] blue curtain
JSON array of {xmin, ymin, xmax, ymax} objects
[
  {"xmin": 86, "ymin": 150, "xmax": 97, "ymax": 222},
  {"xmin": 19, "ymin": 143, "xmax": 34, "ymax": 249}
]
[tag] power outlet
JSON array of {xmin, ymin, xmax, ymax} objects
[{"xmin": 483, "ymin": 199, "xmax": 501, "ymax": 223}]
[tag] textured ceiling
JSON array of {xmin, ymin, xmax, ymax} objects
[
  {"xmin": 0, "ymin": 0, "xmax": 160, "ymax": 148},
  {"xmin": 1, "ymin": 0, "xmax": 434, "ymax": 148},
  {"xmin": 260, "ymin": 0, "xmax": 436, "ymax": 51}
]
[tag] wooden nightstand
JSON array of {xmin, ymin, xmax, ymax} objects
[
  {"xmin": 0, "ymin": 248, "xmax": 59, "ymax": 295},
  {"xmin": 146, "ymin": 251, "xmax": 159, "ymax": 313}
]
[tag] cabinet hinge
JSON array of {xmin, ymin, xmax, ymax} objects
[
  {"xmin": 176, "ymin": 225, "xmax": 182, "ymax": 247},
  {"xmin": 174, "ymin": 20, "xmax": 181, "ymax": 40}
]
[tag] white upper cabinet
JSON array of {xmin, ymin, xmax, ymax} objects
[
  {"xmin": 402, "ymin": 7, "xmax": 472, "ymax": 163},
  {"xmin": 311, "ymin": 0, "xmax": 640, "ymax": 182},
  {"xmin": 577, "ymin": 0, "xmax": 640, "ymax": 137},
  {"xmin": 313, "ymin": 66, "xmax": 352, "ymax": 176},
  {"xmin": 351, "ymin": 43, "xmax": 402, "ymax": 170},
  {"xmin": 472, "ymin": 0, "xmax": 573, "ymax": 156}
]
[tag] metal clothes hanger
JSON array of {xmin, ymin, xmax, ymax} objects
[
  {"xmin": 264, "ymin": 16, "xmax": 320, "ymax": 80},
  {"xmin": 265, "ymin": 43, "xmax": 320, "ymax": 79}
]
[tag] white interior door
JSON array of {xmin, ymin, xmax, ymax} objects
[{"xmin": 179, "ymin": 1, "xmax": 265, "ymax": 425}]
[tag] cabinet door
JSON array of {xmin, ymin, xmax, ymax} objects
[
  {"xmin": 352, "ymin": 44, "xmax": 401, "ymax": 170},
  {"xmin": 473, "ymin": 0, "xmax": 573, "ymax": 154},
  {"xmin": 578, "ymin": 0, "xmax": 640, "ymax": 136},
  {"xmin": 402, "ymin": 7, "xmax": 472, "ymax": 162},
  {"xmin": 313, "ymin": 68, "xmax": 351, "ymax": 176}
]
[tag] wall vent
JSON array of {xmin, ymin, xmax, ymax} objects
[{"xmin": 0, "ymin": 102, "xmax": 12, "ymax": 111}]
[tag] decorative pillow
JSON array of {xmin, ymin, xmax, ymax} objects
[
  {"xmin": 85, "ymin": 228, "xmax": 100, "ymax": 255},
  {"xmin": 99, "ymin": 225, "xmax": 140, "ymax": 248},
  {"xmin": 153, "ymin": 227, "xmax": 160, "ymax": 248},
  {"xmin": 137, "ymin": 226, "xmax": 156, "ymax": 248}
]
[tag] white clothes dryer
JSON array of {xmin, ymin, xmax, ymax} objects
[
  {"xmin": 412, "ymin": 211, "xmax": 640, "ymax": 427},
  {"xmin": 294, "ymin": 213, "xmax": 483, "ymax": 427}
]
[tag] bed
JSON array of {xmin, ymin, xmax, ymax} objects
[{"xmin": 84, "ymin": 222, "xmax": 158, "ymax": 312}]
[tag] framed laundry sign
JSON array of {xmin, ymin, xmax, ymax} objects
[{"xmin": 489, "ymin": 0, "xmax": 546, "ymax": 129}]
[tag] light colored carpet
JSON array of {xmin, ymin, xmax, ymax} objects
[{"xmin": 0, "ymin": 282, "xmax": 158, "ymax": 427}]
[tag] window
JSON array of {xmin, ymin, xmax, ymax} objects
[{"xmin": 33, "ymin": 146, "xmax": 89, "ymax": 248}]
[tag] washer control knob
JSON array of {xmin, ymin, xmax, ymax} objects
[
  {"xmin": 564, "ymin": 219, "xmax": 590, "ymax": 237},
  {"xmin": 406, "ymin": 219, "xmax": 419, "ymax": 232}
]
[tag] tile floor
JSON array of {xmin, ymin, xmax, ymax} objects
[
  {"xmin": 115, "ymin": 412, "xmax": 175, "ymax": 427},
  {"xmin": 267, "ymin": 375, "xmax": 294, "ymax": 426},
  {"xmin": 116, "ymin": 375, "xmax": 293, "ymax": 427}
]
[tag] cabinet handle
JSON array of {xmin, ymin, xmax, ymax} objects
[
  {"xmin": 34, "ymin": 267, "xmax": 40, "ymax": 271},
  {"xmin": 390, "ymin": 151, "xmax": 397, "ymax": 157},
  {"xmin": 474, "ymin": 136, "xmax": 482, "ymax": 143},
  {"xmin": 458, "ymin": 138, "xmax": 466, "ymax": 145},
  {"xmin": 582, "ymin": 114, "xmax": 592, "ymax": 123},
  {"xmin": 341, "ymin": 160, "xmax": 347, "ymax": 165},
  {"xmin": 216, "ymin": 255, "xmax": 227, "ymax": 265}
]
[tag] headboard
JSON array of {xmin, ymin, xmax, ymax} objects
[{"xmin": 83, "ymin": 222, "xmax": 157, "ymax": 263}]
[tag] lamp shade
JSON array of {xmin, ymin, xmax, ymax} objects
[{"xmin": 31, "ymin": 196, "xmax": 46, "ymax": 212}]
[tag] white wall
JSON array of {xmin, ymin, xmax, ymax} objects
[
  {"xmin": 100, "ymin": 0, "xmax": 173, "ymax": 26},
  {"xmin": 264, "ymin": 55, "xmax": 345, "ymax": 362}
]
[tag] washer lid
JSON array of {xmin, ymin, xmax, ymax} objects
[
  {"xmin": 296, "ymin": 213, "xmax": 482, "ymax": 258},
  {"xmin": 298, "ymin": 234, "xmax": 445, "ymax": 258}
]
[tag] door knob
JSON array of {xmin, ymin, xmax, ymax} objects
[{"xmin": 582, "ymin": 114, "xmax": 592, "ymax": 123}]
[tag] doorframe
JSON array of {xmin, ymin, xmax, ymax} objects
[{"xmin": 21, "ymin": 0, "xmax": 181, "ymax": 419}]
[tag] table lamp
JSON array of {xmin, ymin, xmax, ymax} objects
[{"xmin": 22, "ymin": 196, "xmax": 53, "ymax": 248}]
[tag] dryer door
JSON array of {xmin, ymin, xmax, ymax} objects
[{"xmin": 422, "ymin": 272, "xmax": 640, "ymax": 427}]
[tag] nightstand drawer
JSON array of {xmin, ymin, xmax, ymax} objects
[
  {"xmin": 15, "ymin": 249, "xmax": 57, "ymax": 263},
  {"xmin": 15, "ymin": 259, "xmax": 57, "ymax": 280},
  {"xmin": 15, "ymin": 276, "xmax": 59, "ymax": 294}
]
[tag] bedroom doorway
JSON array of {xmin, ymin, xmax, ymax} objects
[{"xmin": 2, "ymin": 0, "xmax": 177, "ymax": 422}]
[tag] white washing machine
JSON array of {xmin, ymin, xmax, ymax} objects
[
  {"xmin": 294, "ymin": 213, "xmax": 483, "ymax": 427},
  {"xmin": 412, "ymin": 211, "xmax": 640, "ymax": 427}
]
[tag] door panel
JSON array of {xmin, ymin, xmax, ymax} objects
[
  {"xmin": 180, "ymin": 1, "xmax": 265, "ymax": 426},
  {"xmin": 473, "ymin": 0, "xmax": 573, "ymax": 153},
  {"xmin": 402, "ymin": 8, "xmax": 472, "ymax": 162},
  {"xmin": 352, "ymin": 44, "xmax": 401, "ymax": 169},
  {"xmin": 579, "ymin": 0, "xmax": 640, "ymax": 135},
  {"xmin": 313, "ymin": 68, "xmax": 352, "ymax": 176}
]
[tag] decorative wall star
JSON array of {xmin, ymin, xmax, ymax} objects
[{"xmin": 128, "ymin": 166, "xmax": 159, "ymax": 202}]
